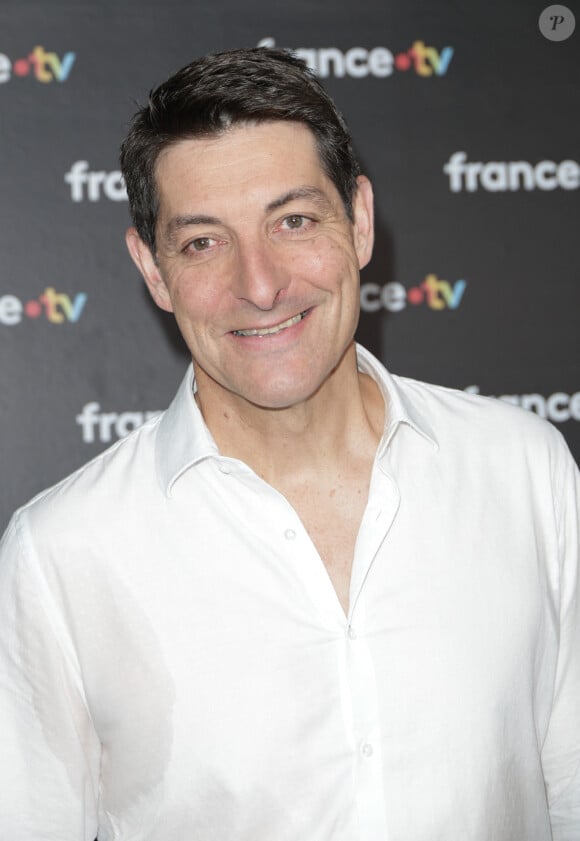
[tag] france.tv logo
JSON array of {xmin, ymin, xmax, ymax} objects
[
  {"xmin": 0, "ymin": 46, "xmax": 75, "ymax": 83},
  {"xmin": 258, "ymin": 37, "xmax": 453, "ymax": 78},
  {"xmin": 0, "ymin": 288, "xmax": 87, "ymax": 325}
]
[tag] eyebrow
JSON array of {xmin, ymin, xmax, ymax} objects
[
  {"xmin": 265, "ymin": 186, "xmax": 334, "ymax": 213},
  {"xmin": 161, "ymin": 186, "xmax": 334, "ymax": 248},
  {"xmin": 162, "ymin": 214, "xmax": 222, "ymax": 249}
]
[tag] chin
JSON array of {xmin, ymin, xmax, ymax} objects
[{"xmin": 237, "ymin": 375, "xmax": 327, "ymax": 411}]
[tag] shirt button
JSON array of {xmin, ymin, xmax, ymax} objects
[
  {"xmin": 347, "ymin": 625, "xmax": 357, "ymax": 640},
  {"xmin": 361, "ymin": 742, "xmax": 374, "ymax": 758},
  {"xmin": 218, "ymin": 463, "xmax": 231, "ymax": 475},
  {"xmin": 284, "ymin": 529, "xmax": 296, "ymax": 540}
]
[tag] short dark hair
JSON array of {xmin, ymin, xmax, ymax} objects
[{"xmin": 120, "ymin": 47, "xmax": 361, "ymax": 253}]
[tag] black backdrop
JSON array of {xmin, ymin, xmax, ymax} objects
[{"xmin": 1, "ymin": 0, "xmax": 578, "ymax": 531}]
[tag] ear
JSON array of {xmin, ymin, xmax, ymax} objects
[
  {"xmin": 352, "ymin": 175, "xmax": 374, "ymax": 270},
  {"xmin": 125, "ymin": 227, "xmax": 174, "ymax": 313}
]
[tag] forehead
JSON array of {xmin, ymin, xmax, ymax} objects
[{"xmin": 153, "ymin": 121, "xmax": 331, "ymax": 209}]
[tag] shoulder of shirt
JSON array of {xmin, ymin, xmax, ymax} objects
[
  {"xmin": 389, "ymin": 371, "xmax": 570, "ymax": 455},
  {"xmin": 8, "ymin": 409, "xmax": 165, "ymax": 537},
  {"xmin": 356, "ymin": 344, "xmax": 569, "ymax": 459}
]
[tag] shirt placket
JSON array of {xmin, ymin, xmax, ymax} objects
[{"xmin": 344, "ymin": 464, "xmax": 400, "ymax": 840}]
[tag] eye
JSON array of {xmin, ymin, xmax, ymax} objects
[
  {"xmin": 188, "ymin": 236, "xmax": 215, "ymax": 252},
  {"xmin": 283, "ymin": 215, "xmax": 307, "ymax": 229}
]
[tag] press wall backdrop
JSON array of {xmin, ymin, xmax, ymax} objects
[{"xmin": 1, "ymin": 1, "xmax": 579, "ymax": 532}]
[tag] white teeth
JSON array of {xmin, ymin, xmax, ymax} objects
[{"xmin": 233, "ymin": 311, "xmax": 306, "ymax": 337}]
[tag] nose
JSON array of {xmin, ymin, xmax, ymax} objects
[{"xmin": 233, "ymin": 238, "xmax": 291, "ymax": 310}]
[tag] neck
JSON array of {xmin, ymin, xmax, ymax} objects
[{"xmin": 194, "ymin": 343, "xmax": 385, "ymax": 484}]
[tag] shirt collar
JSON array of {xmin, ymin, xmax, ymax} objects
[
  {"xmin": 155, "ymin": 365, "xmax": 219, "ymax": 496},
  {"xmin": 354, "ymin": 344, "xmax": 438, "ymax": 457},
  {"xmin": 156, "ymin": 344, "xmax": 439, "ymax": 496}
]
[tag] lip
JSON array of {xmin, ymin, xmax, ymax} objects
[{"xmin": 230, "ymin": 308, "xmax": 311, "ymax": 338}]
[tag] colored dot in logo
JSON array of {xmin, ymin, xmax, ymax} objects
[
  {"xmin": 407, "ymin": 286, "xmax": 424, "ymax": 305},
  {"xmin": 12, "ymin": 58, "xmax": 30, "ymax": 76},
  {"xmin": 394, "ymin": 52, "xmax": 412, "ymax": 71},
  {"xmin": 24, "ymin": 300, "xmax": 42, "ymax": 318}
]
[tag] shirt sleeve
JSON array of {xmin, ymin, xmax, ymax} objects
[
  {"xmin": 0, "ymin": 510, "xmax": 100, "ymax": 840},
  {"xmin": 542, "ymin": 436, "xmax": 580, "ymax": 840}
]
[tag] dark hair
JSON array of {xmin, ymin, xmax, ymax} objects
[{"xmin": 120, "ymin": 47, "xmax": 361, "ymax": 253}]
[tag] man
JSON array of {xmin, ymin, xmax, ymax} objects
[{"xmin": 0, "ymin": 47, "xmax": 578, "ymax": 841}]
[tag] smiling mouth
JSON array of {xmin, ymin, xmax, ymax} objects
[{"xmin": 232, "ymin": 310, "xmax": 308, "ymax": 337}]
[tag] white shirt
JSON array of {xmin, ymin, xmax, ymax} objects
[{"xmin": 0, "ymin": 345, "xmax": 578, "ymax": 841}]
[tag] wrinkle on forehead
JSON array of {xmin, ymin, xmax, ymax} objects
[{"xmin": 155, "ymin": 122, "xmax": 332, "ymax": 208}]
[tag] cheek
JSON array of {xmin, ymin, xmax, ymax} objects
[
  {"xmin": 169, "ymin": 272, "xmax": 225, "ymax": 323},
  {"xmin": 301, "ymin": 238, "xmax": 358, "ymax": 292}
]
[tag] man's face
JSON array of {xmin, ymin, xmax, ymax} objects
[{"xmin": 126, "ymin": 120, "xmax": 374, "ymax": 411}]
